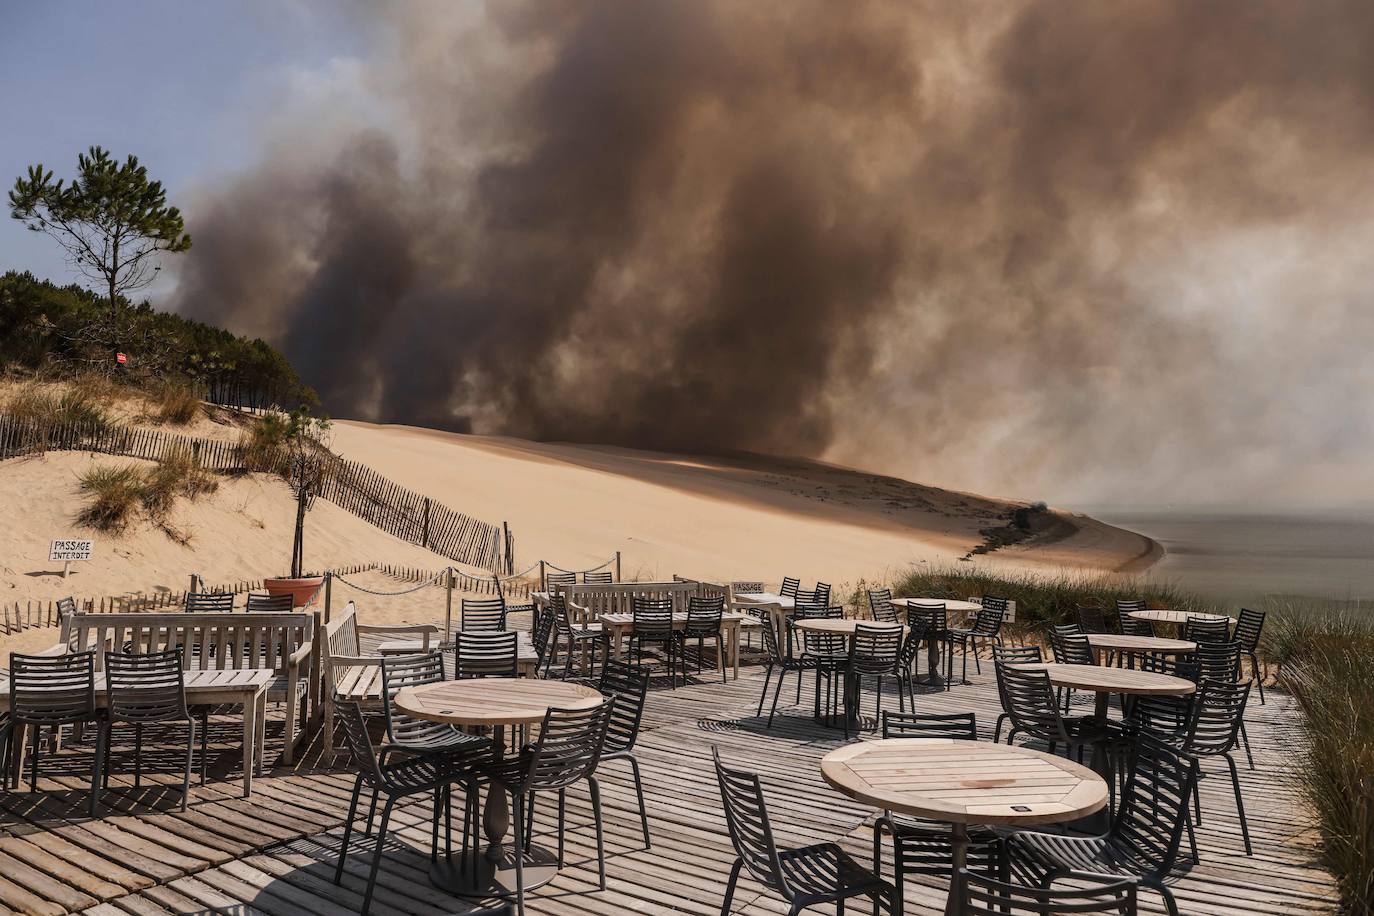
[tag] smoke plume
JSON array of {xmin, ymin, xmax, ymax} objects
[{"xmin": 172, "ymin": 1, "xmax": 1374, "ymax": 504}]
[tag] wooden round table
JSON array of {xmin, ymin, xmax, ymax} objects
[
  {"xmin": 393, "ymin": 678, "xmax": 604, "ymax": 898},
  {"xmin": 1127, "ymin": 609, "xmax": 1230, "ymax": 634},
  {"xmin": 822, "ymin": 739, "xmax": 1107, "ymax": 914},
  {"xmin": 1085, "ymin": 633, "xmax": 1195, "ymax": 668},
  {"xmin": 792, "ymin": 618, "xmax": 907, "ymax": 637},
  {"xmin": 892, "ymin": 599, "xmax": 974, "ymax": 685},
  {"xmin": 893, "ymin": 598, "xmax": 983, "ymax": 613}
]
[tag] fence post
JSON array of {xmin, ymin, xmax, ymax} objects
[
  {"xmin": 539, "ymin": 560, "xmax": 546, "ymax": 592},
  {"xmin": 444, "ymin": 567, "xmax": 454, "ymax": 644},
  {"xmin": 502, "ymin": 521, "xmax": 511, "ymax": 574},
  {"xmin": 615, "ymin": 551, "xmax": 622, "ymax": 582},
  {"xmin": 423, "ymin": 498, "xmax": 431, "ymax": 549},
  {"xmin": 323, "ymin": 571, "xmax": 333, "ymax": 624}
]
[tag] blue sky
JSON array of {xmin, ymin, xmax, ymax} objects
[{"xmin": 0, "ymin": 2, "xmax": 360, "ymax": 290}]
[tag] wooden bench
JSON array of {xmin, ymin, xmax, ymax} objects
[
  {"xmin": 58, "ymin": 610, "xmax": 315, "ymax": 764},
  {"xmin": 321, "ymin": 602, "xmax": 437, "ymax": 753}
]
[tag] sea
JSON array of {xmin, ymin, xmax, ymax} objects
[{"xmin": 1078, "ymin": 505, "xmax": 1374, "ymax": 607}]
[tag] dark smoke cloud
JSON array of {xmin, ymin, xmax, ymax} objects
[{"xmin": 172, "ymin": 1, "xmax": 1374, "ymax": 504}]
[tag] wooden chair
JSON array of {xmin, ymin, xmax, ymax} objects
[{"xmin": 320, "ymin": 602, "xmax": 436, "ymax": 753}]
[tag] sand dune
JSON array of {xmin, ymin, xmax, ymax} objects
[{"xmin": 331, "ymin": 421, "xmax": 1156, "ymax": 585}]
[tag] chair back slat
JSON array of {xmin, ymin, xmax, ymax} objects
[
  {"xmin": 795, "ymin": 605, "xmax": 845, "ymax": 656},
  {"xmin": 868, "ymin": 588, "xmax": 896, "ymax": 623},
  {"xmin": 1192, "ymin": 641, "xmax": 1242, "ymax": 685},
  {"xmin": 779, "ymin": 577, "xmax": 800, "ymax": 599},
  {"xmin": 582, "ymin": 571, "xmax": 613, "ymax": 585},
  {"xmin": 1233, "ymin": 608, "xmax": 1265, "ymax": 652},
  {"xmin": 1077, "ymin": 605, "xmax": 1111, "ymax": 634},
  {"xmin": 683, "ymin": 595, "xmax": 724, "ymax": 637},
  {"xmin": 953, "ymin": 868, "xmax": 1138, "ymax": 915},
  {"xmin": 105, "ymin": 648, "xmax": 188, "ymax": 722},
  {"xmin": 461, "ymin": 597, "xmax": 507, "ymax": 633},
  {"xmin": 881, "ymin": 710, "xmax": 977, "ymax": 740},
  {"xmin": 1183, "ymin": 616, "xmax": 1231, "ymax": 645},
  {"xmin": 599, "ymin": 659, "xmax": 650, "ymax": 753},
  {"xmin": 849, "ymin": 623, "xmax": 902, "ymax": 674},
  {"xmin": 525, "ymin": 702, "xmax": 613, "ymax": 790},
  {"xmin": 246, "ymin": 592, "xmax": 295, "ymax": 613},
  {"xmin": 995, "ymin": 661, "xmax": 1069, "ymax": 744},
  {"xmin": 9, "ymin": 652, "xmax": 98, "ymax": 723},
  {"xmin": 335, "ymin": 700, "xmax": 387, "ymax": 786},
  {"xmin": 632, "ymin": 596, "xmax": 675, "ymax": 640},
  {"xmin": 1184, "ymin": 679, "xmax": 1251, "ymax": 756},
  {"xmin": 185, "ymin": 591, "xmax": 235, "ymax": 613},
  {"xmin": 1050, "ymin": 625, "xmax": 1095, "ymax": 666},
  {"xmin": 381, "ymin": 652, "xmax": 459, "ymax": 747},
  {"xmin": 1112, "ymin": 736, "xmax": 1198, "ymax": 878}
]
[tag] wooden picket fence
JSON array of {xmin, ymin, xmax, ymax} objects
[{"xmin": 0, "ymin": 415, "xmax": 511, "ymax": 571}]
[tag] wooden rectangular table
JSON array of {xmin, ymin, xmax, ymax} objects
[
  {"xmin": 0, "ymin": 667, "xmax": 274, "ymax": 797},
  {"xmin": 599, "ymin": 612, "xmax": 756, "ymax": 680}
]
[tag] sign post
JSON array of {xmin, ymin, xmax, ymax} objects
[{"xmin": 50, "ymin": 539, "xmax": 93, "ymax": 578}]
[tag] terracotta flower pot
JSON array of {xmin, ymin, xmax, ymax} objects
[{"xmin": 263, "ymin": 576, "xmax": 325, "ymax": 609}]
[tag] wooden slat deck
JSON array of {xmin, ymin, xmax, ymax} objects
[{"xmin": 0, "ymin": 635, "xmax": 1340, "ymax": 915}]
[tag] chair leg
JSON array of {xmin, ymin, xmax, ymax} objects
[
  {"xmin": 557, "ymin": 787, "xmax": 567, "ymax": 866},
  {"xmin": 1239, "ymin": 721, "xmax": 1254, "ymax": 770},
  {"xmin": 430, "ymin": 788, "xmax": 442, "ymax": 862},
  {"xmin": 721, "ymin": 859, "xmax": 743, "ymax": 916},
  {"xmin": 362, "ymin": 797, "xmax": 395, "ymax": 916},
  {"xmin": 1251, "ymin": 653, "xmax": 1266, "ymax": 704},
  {"xmin": 363, "ymin": 786, "xmax": 380, "ymax": 836},
  {"xmin": 718, "ymin": 634, "xmax": 727, "ymax": 683},
  {"xmin": 972, "ymin": 637, "xmax": 982, "ymax": 674},
  {"xmin": 512, "ymin": 793, "xmax": 527, "ymax": 916},
  {"xmin": 182, "ymin": 719, "xmax": 195, "ymax": 812},
  {"xmin": 199, "ymin": 710, "xmax": 209, "ymax": 784},
  {"xmin": 1226, "ymin": 753, "xmax": 1253, "ymax": 855},
  {"xmin": 335, "ymin": 774, "xmax": 364, "ymax": 883},
  {"xmin": 627, "ymin": 754, "xmax": 651, "ymax": 848},
  {"xmin": 757, "ymin": 665, "xmax": 774, "ymax": 718},
  {"xmin": 768, "ymin": 668, "xmax": 788, "ymax": 728},
  {"xmin": 29, "ymin": 722, "xmax": 41, "ymax": 791},
  {"xmin": 90, "ymin": 720, "xmax": 107, "ymax": 818},
  {"xmin": 133, "ymin": 722, "xmax": 143, "ymax": 787},
  {"xmin": 589, "ymin": 775, "xmax": 607, "ymax": 890}
]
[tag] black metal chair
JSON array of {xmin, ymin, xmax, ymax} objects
[
  {"xmin": 545, "ymin": 571, "xmax": 577, "ymax": 590},
  {"xmin": 7, "ymin": 652, "xmax": 106, "ymax": 814},
  {"xmin": 1006, "ymin": 735, "xmax": 1198, "ymax": 916},
  {"xmin": 995, "ymin": 661, "xmax": 1118, "ymax": 801},
  {"xmin": 629, "ymin": 596, "xmax": 679, "ymax": 689},
  {"xmin": 1233, "ymin": 608, "xmax": 1267, "ymax": 704},
  {"xmin": 713, "ymin": 747, "xmax": 898, "ymax": 916},
  {"xmin": 1120, "ymin": 616, "xmax": 1155, "ymax": 637},
  {"xmin": 756, "ymin": 616, "xmax": 816, "ymax": 728},
  {"xmin": 1184, "ymin": 641, "xmax": 1253, "ymax": 768},
  {"xmin": 1077, "ymin": 605, "xmax": 1112, "ymax": 634},
  {"xmin": 332, "ymin": 701, "xmax": 458, "ymax": 916},
  {"xmin": 814, "ymin": 582, "xmax": 832, "ymax": 604},
  {"xmin": 895, "ymin": 617, "xmax": 930, "ymax": 710},
  {"xmin": 868, "ymin": 588, "xmax": 898, "ymax": 623},
  {"xmin": 547, "ymin": 594, "xmax": 609, "ymax": 679},
  {"xmin": 948, "ymin": 602, "xmax": 1006, "ymax": 681},
  {"xmin": 1157, "ymin": 679, "xmax": 1255, "ymax": 855},
  {"xmin": 1183, "ymin": 616, "xmax": 1230, "ymax": 645},
  {"xmin": 1049, "ymin": 626, "xmax": 1096, "ymax": 712},
  {"xmin": 949, "ymin": 867, "xmax": 1138, "ymax": 915},
  {"xmin": 906, "ymin": 601, "xmax": 953, "ymax": 689},
  {"xmin": 483, "ymin": 701, "xmax": 614, "ymax": 916},
  {"xmin": 100, "ymin": 648, "xmax": 200, "ymax": 812},
  {"xmin": 990, "ymin": 643, "xmax": 1043, "ymax": 742},
  {"xmin": 461, "ymin": 597, "xmax": 507, "ymax": 633},
  {"xmin": 184, "ymin": 591, "xmax": 235, "ymax": 612},
  {"xmin": 675, "ymin": 595, "xmax": 726, "ymax": 682},
  {"xmin": 454, "ymin": 631, "xmax": 519, "ymax": 679},
  {"xmin": 841, "ymin": 624, "xmax": 904, "ymax": 738},
  {"xmin": 596, "ymin": 659, "xmax": 652, "ymax": 848},
  {"xmin": 874, "ymin": 713, "xmax": 1002, "ymax": 909},
  {"xmin": 780, "ymin": 576, "xmax": 801, "ymax": 599},
  {"xmin": 794, "ymin": 605, "xmax": 847, "ymax": 710},
  {"xmin": 582, "ymin": 570, "xmax": 613, "ymax": 585},
  {"xmin": 244, "ymin": 592, "xmax": 294, "ymax": 613},
  {"xmin": 530, "ymin": 604, "xmax": 556, "ymax": 673}
]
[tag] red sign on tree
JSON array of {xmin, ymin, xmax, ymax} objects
[{"xmin": 116, "ymin": 352, "xmax": 127, "ymax": 365}]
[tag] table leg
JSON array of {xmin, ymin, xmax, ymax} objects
[
  {"xmin": 943, "ymin": 821, "xmax": 970, "ymax": 915},
  {"xmin": 731, "ymin": 623, "xmax": 740, "ymax": 680},
  {"xmin": 428, "ymin": 723, "xmax": 559, "ymax": 898},
  {"xmin": 255, "ymin": 692, "xmax": 268, "ymax": 778},
  {"xmin": 241, "ymin": 697, "xmax": 256, "ymax": 798},
  {"xmin": 925, "ymin": 636, "xmax": 944, "ymax": 687}
]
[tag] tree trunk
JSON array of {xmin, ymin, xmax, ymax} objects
[{"xmin": 291, "ymin": 488, "xmax": 307, "ymax": 578}]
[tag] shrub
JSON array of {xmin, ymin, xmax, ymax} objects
[
  {"xmin": 238, "ymin": 413, "xmax": 288, "ymax": 473},
  {"xmin": 150, "ymin": 378, "xmax": 203, "ymax": 425},
  {"xmin": 77, "ymin": 465, "xmax": 145, "ymax": 532}
]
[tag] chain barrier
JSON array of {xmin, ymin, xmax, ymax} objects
[
  {"xmin": 543, "ymin": 555, "xmax": 617, "ymax": 575},
  {"xmin": 330, "ymin": 568, "xmax": 448, "ymax": 596}
]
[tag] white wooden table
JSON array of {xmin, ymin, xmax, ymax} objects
[
  {"xmin": 822, "ymin": 738, "xmax": 1108, "ymax": 914},
  {"xmin": 392, "ymin": 677, "xmax": 605, "ymax": 899},
  {"xmin": 0, "ymin": 667, "xmax": 273, "ymax": 797}
]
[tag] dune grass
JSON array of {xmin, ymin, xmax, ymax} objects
[
  {"xmin": 76, "ymin": 464, "xmax": 145, "ymax": 532},
  {"xmin": 149, "ymin": 378, "xmax": 204, "ymax": 425},
  {"xmin": 77, "ymin": 447, "xmax": 219, "ymax": 537},
  {"xmin": 4, "ymin": 380, "xmax": 110, "ymax": 430},
  {"xmin": 888, "ymin": 563, "xmax": 1373, "ymax": 913}
]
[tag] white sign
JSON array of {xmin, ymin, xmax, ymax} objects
[{"xmin": 50, "ymin": 539, "xmax": 93, "ymax": 562}]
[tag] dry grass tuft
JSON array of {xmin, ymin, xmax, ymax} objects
[
  {"xmin": 149, "ymin": 378, "xmax": 203, "ymax": 425},
  {"xmin": 76, "ymin": 448, "xmax": 219, "ymax": 538},
  {"xmin": 77, "ymin": 465, "xmax": 145, "ymax": 532}
]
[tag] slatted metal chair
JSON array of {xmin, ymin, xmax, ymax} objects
[
  {"xmin": 454, "ymin": 630, "xmax": 520, "ymax": 679},
  {"xmin": 482, "ymin": 701, "xmax": 614, "ymax": 916},
  {"xmin": 1120, "ymin": 616, "xmax": 1155, "ymax": 637},
  {"xmin": 100, "ymin": 648, "xmax": 200, "ymax": 812},
  {"xmin": 1183, "ymin": 616, "xmax": 1231, "ymax": 645},
  {"xmin": 874, "ymin": 712, "xmax": 1002, "ymax": 907},
  {"xmin": 332, "ymin": 701, "xmax": 457, "ymax": 916},
  {"xmin": 756, "ymin": 615, "xmax": 816, "ymax": 728},
  {"xmin": 582, "ymin": 570, "xmax": 613, "ymax": 585},
  {"xmin": 814, "ymin": 581, "xmax": 833, "ymax": 604},
  {"xmin": 895, "ymin": 616, "xmax": 930, "ymax": 710},
  {"xmin": 949, "ymin": 868, "xmax": 1138, "ymax": 915},
  {"xmin": 990, "ymin": 643, "xmax": 1043, "ymax": 742},
  {"xmin": 841, "ymin": 624, "xmax": 905, "ymax": 738},
  {"xmin": 530, "ymin": 604, "xmax": 556, "ymax": 673},
  {"xmin": 244, "ymin": 592, "xmax": 294, "ymax": 613},
  {"xmin": 779, "ymin": 576, "xmax": 801, "ymax": 599},
  {"xmin": 1049, "ymin": 626, "xmax": 1096, "ymax": 712},
  {"xmin": 547, "ymin": 594, "xmax": 608, "ymax": 679},
  {"xmin": 1077, "ymin": 605, "xmax": 1112, "ymax": 634},
  {"xmin": 628, "ymin": 596, "xmax": 679, "ymax": 689},
  {"xmin": 461, "ymin": 597, "xmax": 507, "ymax": 633},
  {"xmin": 713, "ymin": 747, "xmax": 897, "ymax": 916},
  {"xmin": 868, "ymin": 588, "xmax": 898, "ymax": 623},
  {"xmin": 1233, "ymin": 608, "xmax": 1267, "ymax": 703},
  {"xmin": 7, "ymin": 652, "xmax": 106, "ymax": 814},
  {"xmin": 1007, "ymin": 735, "xmax": 1198, "ymax": 916},
  {"xmin": 184, "ymin": 591, "xmax": 235, "ymax": 612},
  {"xmin": 995, "ymin": 661, "xmax": 1118, "ymax": 802},
  {"xmin": 596, "ymin": 659, "xmax": 652, "ymax": 848},
  {"xmin": 1184, "ymin": 640, "xmax": 1253, "ymax": 768},
  {"xmin": 545, "ymin": 571, "xmax": 577, "ymax": 590},
  {"xmin": 906, "ymin": 601, "xmax": 953, "ymax": 689},
  {"xmin": 675, "ymin": 595, "xmax": 726, "ymax": 682},
  {"xmin": 794, "ymin": 605, "xmax": 847, "ymax": 710},
  {"xmin": 948, "ymin": 601, "xmax": 1006, "ymax": 681}
]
